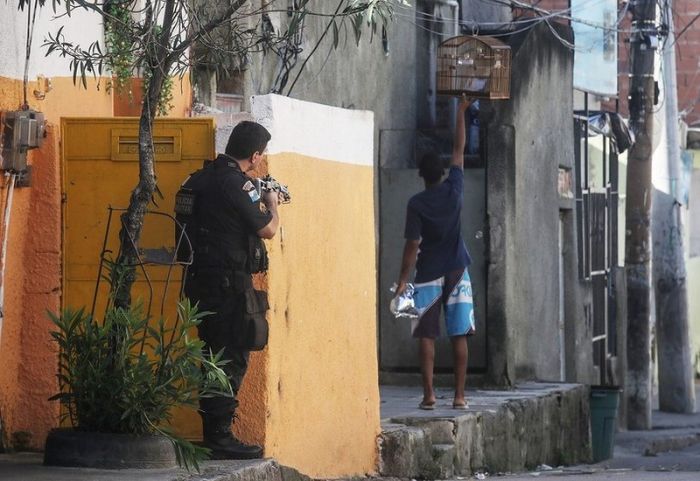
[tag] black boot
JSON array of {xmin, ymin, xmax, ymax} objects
[{"xmin": 202, "ymin": 417, "xmax": 263, "ymax": 460}]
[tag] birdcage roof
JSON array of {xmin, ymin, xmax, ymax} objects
[{"xmin": 438, "ymin": 35, "xmax": 509, "ymax": 50}]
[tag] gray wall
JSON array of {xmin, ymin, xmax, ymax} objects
[
  {"xmin": 243, "ymin": 1, "xmax": 419, "ymax": 169},
  {"xmin": 461, "ymin": 0, "xmax": 512, "ymax": 27},
  {"xmin": 206, "ymin": 3, "xmax": 597, "ymax": 385},
  {"xmin": 486, "ymin": 22, "xmax": 594, "ymax": 383}
]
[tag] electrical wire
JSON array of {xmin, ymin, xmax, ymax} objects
[
  {"xmin": 482, "ymin": 0, "xmax": 634, "ymax": 33},
  {"xmin": 397, "ymin": 12, "xmax": 547, "ymax": 39},
  {"xmin": 396, "ymin": 0, "xmax": 629, "ymax": 53},
  {"xmin": 666, "ymin": 11, "xmax": 700, "ymax": 50},
  {"xmin": 0, "ymin": 173, "xmax": 17, "ymax": 336},
  {"xmin": 399, "ymin": 0, "xmax": 635, "ymax": 34},
  {"xmin": 399, "ymin": 0, "xmax": 574, "ymax": 27}
]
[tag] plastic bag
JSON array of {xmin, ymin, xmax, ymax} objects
[{"xmin": 389, "ymin": 283, "xmax": 419, "ymax": 319}]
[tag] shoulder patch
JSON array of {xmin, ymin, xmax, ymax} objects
[
  {"xmin": 248, "ymin": 189, "xmax": 261, "ymax": 203},
  {"xmin": 242, "ymin": 180, "xmax": 255, "ymax": 192}
]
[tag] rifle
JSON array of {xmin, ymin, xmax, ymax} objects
[{"xmin": 257, "ymin": 175, "xmax": 291, "ymax": 204}]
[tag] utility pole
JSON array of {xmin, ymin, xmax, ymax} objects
[
  {"xmin": 625, "ymin": 0, "xmax": 658, "ymax": 430},
  {"xmin": 654, "ymin": 0, "xmax": 695, "ymax": 414}
]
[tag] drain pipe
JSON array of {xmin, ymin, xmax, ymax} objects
[
  {"xmin": 428, "ymin": 0, "xmax": 461, "ymax": 129},
  {"xmin": 0, "ymin": 173, "xmax": 17, "ymax": 343}
]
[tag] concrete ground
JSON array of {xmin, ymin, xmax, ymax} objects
[
  {"xmin": 0, "ymin": 383, "xmax": 588, "ymax": 481},
  {"xmin": 491, "ymin": 442, "xmax": 700, "ymax": 479},
  {"xmin": 0, "ymin": 455, "xmax": 298, "ymax": 481},
  {"xmin": 4, "ymin": 384, "xmax": 700, "ymax": 481},
  {"xmin": 379, "ymin": 382, "xmax": 580, "ymax": 420}
]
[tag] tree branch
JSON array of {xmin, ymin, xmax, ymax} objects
[
  {"xmin": 168, "ymin": 0, "xmax": 249, "ymax": 64},
  {"xmin": 286, "ymin": 0, "xmax": 344, "ymax": 96}
]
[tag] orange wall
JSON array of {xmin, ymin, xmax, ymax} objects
[
  {"xmin": 113, "ymin": 76, "xmax": 192, "ymax": 117},
  {"xmin": 0, "ymin": 74, "xmax": 191, "ymax": 450},
  {"xmin": 0, "ymin": 76, "xmax": 113, "ymax": 450},
  {"xmin": 231, "ymin": 159, "xmax": 271, "ymax": 449}
]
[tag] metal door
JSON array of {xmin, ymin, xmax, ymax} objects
[
  {"xmin": 574, "ymin": 112, "xmax": 619, "ymax": 385},
  {"xmin": 61, "ymin": 117, "xmax": 215, "ymax": 439}
]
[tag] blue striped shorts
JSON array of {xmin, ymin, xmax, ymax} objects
[{"xmin": 411, "ymin": 268, "xmax": 476, "ymax": 338}]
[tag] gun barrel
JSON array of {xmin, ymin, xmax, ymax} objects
[{"xmin": 259, "ymin": 176, "xmax": 291, "ymax": 204}]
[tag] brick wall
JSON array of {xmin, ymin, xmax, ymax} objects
[
  {"xmin": 506, "ymin": 0, "xmax": 700, "ymax": 125},
  {"xmin": 674, "ymin": 0, "xmax": 700, "ymax": 125}
]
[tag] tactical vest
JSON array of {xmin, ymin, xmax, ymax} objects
[{"xmin": 174, "ymin": 162, "xmax": 268, "ymax": 274}]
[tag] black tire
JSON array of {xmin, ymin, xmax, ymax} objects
[{"xmin": 43, "ymin": 429, "xmax": 177, "ymax": 469}]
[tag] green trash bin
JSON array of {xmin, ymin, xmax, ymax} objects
[{"xmin": 590, "ymin": 385, "xmax": 621, "ymax": 462}]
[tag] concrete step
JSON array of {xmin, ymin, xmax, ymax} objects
[{"xmin": 377, "ymin": 383, "xmax": 592, "ymax": 479}]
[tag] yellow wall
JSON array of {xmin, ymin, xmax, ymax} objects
[
  {"xmin": 0, "ymin": 74, "xmax": 191, "ymax": 450},
  {"xmin": 61, "ymin": 117, "xmax": 214, "ymax": 440},
  {"xmin": 262, "ymin": 153, "xmax": 379, "ymax": 477},
  {"xmin": 235, "ymin": 94, "xmax": 380, "ymax": 478}
]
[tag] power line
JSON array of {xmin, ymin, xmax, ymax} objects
[
  {"xmin": 666, "ymin": 11, "xmax": 700, "ymax": 50},
  {"xmin": 398, "ymin": 0, "xmax": 636, "ymax": 34},
  {"xmin": 397, "ymin": 0, "xmax": 632, "ymax": 53}
]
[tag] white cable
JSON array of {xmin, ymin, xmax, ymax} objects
[
  {"xmin": 396, "ymin": 1, "xmax": 572, "ymax": 27},
  {"xmin": 397, "ymin": 12, "xmax": 549, "ymax": 38},
  {"xmin": 398, "ymin": 0, "xmax": 635, "ymax": 34},
  {"xmin": 397, "ymin": 0, "xmax": 630, "ymax": 53},
  {"xmin": 0, "ymin": 173, "xmax": 17, "ymax": 340}
]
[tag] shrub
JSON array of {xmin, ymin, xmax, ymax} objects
[{"xmin": 48, "ymin": 299, "xmax": 231, "ymax": 471}]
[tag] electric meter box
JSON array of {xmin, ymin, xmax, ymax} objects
[{"xmin": 1, "ymin": 109, "xmax": 46, "ymax": 172}]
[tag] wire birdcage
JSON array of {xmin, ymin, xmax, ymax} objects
[{"xmin": 437, "ymin": 35, "xmax": 512, "ymax": 99}]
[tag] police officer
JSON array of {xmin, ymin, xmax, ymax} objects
[{"xmin": 177, "ymin": 121, "xmax": 279, "ymax": 459}]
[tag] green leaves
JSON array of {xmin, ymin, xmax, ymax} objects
[
  {"xmin": 47, "ymin": 298, "xmax": 231, "ymax": 471},
  {"xmin": 34, "ymin": 0, "xmax": 407, "ymax": 113}
]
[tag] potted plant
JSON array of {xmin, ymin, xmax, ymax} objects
[{"xmin": 44, "ymin": 282, "xmax": 231, "ymax": 471}]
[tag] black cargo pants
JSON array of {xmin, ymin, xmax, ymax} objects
[{"xmin": 185, "ymin": 267, "xmax": 251, "ymax": 422}]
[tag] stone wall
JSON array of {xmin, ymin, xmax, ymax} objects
[{"xmin": 378, "ymin": 384, "xmax": 592, "ymax": 478}]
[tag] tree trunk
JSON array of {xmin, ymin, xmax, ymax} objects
[{"xmin": 112, "ymin": 68, "xmax": 164, "ymax": 310}]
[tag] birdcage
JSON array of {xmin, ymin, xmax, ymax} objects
[{"xmin": 437, "ymin": 35, "xmax": 512, "ymax": 99}]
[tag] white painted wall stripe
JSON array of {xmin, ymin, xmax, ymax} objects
[
  {"xmin": 251, "ymin": 94, "xmax": 374, "ymax": 167},
  {"xmin": 0, "ymin": 4, "xmax": 103, "ymax": 79}
]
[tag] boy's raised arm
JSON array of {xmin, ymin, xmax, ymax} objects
[{"xmin": 451, "ymin": 96, "xmax": 472, "ymax": 168}]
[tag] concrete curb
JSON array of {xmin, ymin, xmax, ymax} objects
[
  {"xmin": 377, "ymin": 384, "xmax": 592, "ymax": 479},
  {"xmin": 643, "ymin": 433, "xmax": 700, "ymax": 457},
  {"xmin": 180, "ymin": 459, "xmax": 312, "ymax": 481}
]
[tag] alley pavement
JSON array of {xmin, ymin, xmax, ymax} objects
[
  {"xmin": 3, "ymin": 385, "xmax": 700, "ymax": 481},
  {"xmin": 0, "ymin": 455, "xmax": 294, "ymax": 481},
  {"xmin": 487, "ymin": 384, "xmax": 700, "ymax": 481}
]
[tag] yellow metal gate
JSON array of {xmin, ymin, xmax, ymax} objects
[{"xmin": 61, "ymin": 117, "xmax": 215, "ymax": 439}]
